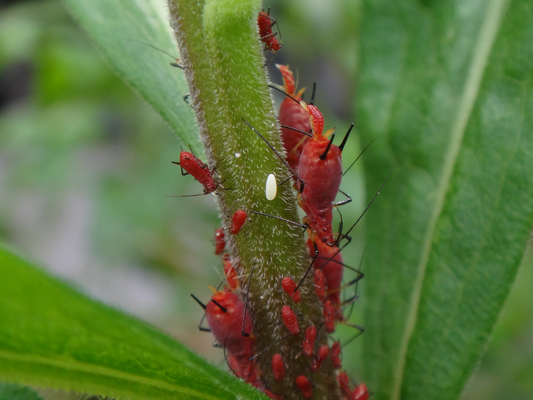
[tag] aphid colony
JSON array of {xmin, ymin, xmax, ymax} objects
[{"xmin": 178, "ymin": 10, "xmax": 370, "ymax": 400}]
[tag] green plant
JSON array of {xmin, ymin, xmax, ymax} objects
[{"xmin": 1, "ymin": 0, "xmax": 532, "ymax": 399}]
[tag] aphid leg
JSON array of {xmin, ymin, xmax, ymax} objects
[
  {"xmin": 333, "ymin": 188, "xmax": 353, "ymax": 207},
  {"xmin": 190, "ymin": 294, "xmax": 211, "ymax": 332},
  {"xmin": 295, "ymin": 241, "xmax": 319, "ymax": 292},
  {"xmin": 247, "ymin": 209, "xmax": 308, "ymax": 231},
  {"xmin": 249, "ymin": 333, "xmax": 291, "ymax": 361}
]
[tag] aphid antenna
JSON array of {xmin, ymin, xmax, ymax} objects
[
  {"xmin": 268, "ymin": 84, "xmax": 301, "ymax": 105},
  {"xmin": 241, "ymin": 266, "xmax": 255, "ymax": 337},
  {"xmin": 309, "ymin": 82, "xmax": 317, "ymax": 106},
  {"xmin": 338, "ymin": 123, "xmax": 354, "ymax": 152},
  {"xmin": 343, "ymin": 137, "xmax": 379, "ymax": 177},
  {"xmin": 295, "ymin": 241, "xmax": 319, "ymax": 292},
  {"xmin": 249, "ymin": 333, "xmax": 291, "ymax": 361},
  {"xmin": 319, "ymin": 133, "xmax": 336, "ymax": 160},
  {"xmin": 340, "ymin": 324, "xmax": 365, "ymax": 348},
  {"xmin": 279, "ymin": 124, "xmax": 313, "ymax": 138},
  {"xmin": 242, "ymin": 118, "xmax": 304, "ymax": 186},
  {"xmin": 128, "ymin": 38, "xmax": 183, "ymax": 69},
  {"xmin": 165, "ymin": 193, "xmax": 216, "ymax": 198},
  {"xmin": 247, "ymin": 210, "xmax": 307, "ymax": 231}
]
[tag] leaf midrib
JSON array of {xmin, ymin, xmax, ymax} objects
[
  {"xmin": 391, "ymin": 0, "xmax": 510, "ymax": 398},
  {"xmin": 0, "ymin": 350, "xmax": 226, "ymax": 400}
]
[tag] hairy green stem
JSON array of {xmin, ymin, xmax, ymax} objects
[{"xmin": 167, "ymin": 0, "xmax": 341, "ymax": 398}]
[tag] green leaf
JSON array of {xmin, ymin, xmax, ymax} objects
[
  {"xmin": 358, "ymin": 0, "xmax": 533, "ymax": 399},
  {"xmin": 0, "ymin": 244, "xmax": 266, "ymax": 400},
  {"xmin": 62, "ymin": 0, "xmax": 202, "ymax": 155},
  {"xmin": 0, "ymin": 382, "xmax": 43, "ymax": 400}
]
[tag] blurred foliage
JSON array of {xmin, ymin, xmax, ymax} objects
[{"xmin": 0, "ymin": 0, "xmax": 531, "ymax": 399}]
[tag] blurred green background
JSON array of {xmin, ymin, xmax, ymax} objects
[{"xmin": 0, "ymin": 0, "xmax": 531, "ymax": 399}]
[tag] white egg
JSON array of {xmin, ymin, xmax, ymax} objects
[{"xmin": 265, "ymin": 173, "xmax": 277, "ymax": 201}]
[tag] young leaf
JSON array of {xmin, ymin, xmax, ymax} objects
[
  {"xmin": 63, "ymin": 0, "xmax": 202, "ymax": 155},
  {"xmin": 358, "ymin": 0, "xmax": 533, "ymax": 399},
  {"xmin": 0, "ymin": 244, "xmax": 267, "ymax": 400}
]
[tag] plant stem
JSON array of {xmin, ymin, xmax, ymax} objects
[{"xmin": 167, "ymin": 0, "xmax": 342, "ymax": 398}]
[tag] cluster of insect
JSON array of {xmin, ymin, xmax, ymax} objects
[{"xmin": 174, "ymin": 9, "xmax": 379, "ymax": 400}]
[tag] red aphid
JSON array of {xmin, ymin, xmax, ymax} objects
[
  {"xmin": 214, "ymin": 227, "xmax": 225, "ymax": 255},
  {"xmin": 265, "ymin": 390, "xmax": 283, "ymax": 400},
  {"xmin": 231, "ymin": 209, "xmax": 247, "ymax": 235},
  {"xmin": 281, "ymin": 305, "xmax": 299, "ymax": 335},
  {"xmin": 337, "ymin": 371, "xmax": 351, "ymax": 398},
  {"xmin": 276, "ymin": 64, "xmax": 311, "ymax": 172},
  {"xmin": 205, "ymin": 290, "xmax": 254, "ymax": 363},
  {"xmin": 330, "ymin": 341, "xmax": 342, "ymax": 369},
  {"xmin": 281, "ymin": 276, "xmax": 301, "ymax": 303},
  {"xmin": 351, "ymin": 383, "xmax": 369, "ymax": 400},
  {"xmin": 302, "ymin": 325, "xmax": 317, "ymax": 358},
  {"xmin": 175, "ymin": 151, "xmax": 217, "ymax": 194},
  {"xmin": 314, "ymin": 268, "xmax": 327, "ymax": 303},
  {"xmin": 295, "ymin": 375, "xmax": 313, "ymax": 398},
  {"xmin": 311, "ymin": 345, "xmax": 330, "ymax": 372},
  {"xmin": 271, "ymin": 353, "xmax": 286, "ymax": 381},
  {"xmin": 297, "ymin": 103, "xmax": 343, "ymax": 246},
  {"xmin": 257, "ymin": 11, "xmax": 282, "ymax": 52},
  {"xmin": 310, "ymin": 236, "xmax": 344, "ymax": 318},
  {"xmin": 323, "ymin": 300, "xmax": 336, "ymax": 333},
  {"xmin": 223, "ymin": 260, "xmax": 239, "ymax": 291}
]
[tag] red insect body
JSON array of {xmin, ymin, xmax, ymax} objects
[
  {"xmin": 330, "ymin": 341, "xmax": 342, "ymax": 369},
  {"xmin": 295, "ymin": 375, "xmax": 313, "ymax": 398},
  {"xmin": 277, "ymin": 64, "xmax": 311, "ymax": 172},
  {"xmin": 214, "ymin": 227, "xmax": 226, "ymax": 255},
  {"xmin": 271, "ymin": 353, "xmax": 286, "ymax": 381},
  {"xmin": 337, "ymin": 372, "xmax": 351, "ymax": 398},
  {"xmin": 323, "ymin": 300, "xmax": 336, "ymax": 333},
  {"xmin": 223, "ymin": 260, "xmax": 239, "ymax": 291},
  {"xmin": 302, "ymin": 325, "xmax": 317, "ymax": 358},
  {"xmin": 231, "ymin": 209, "xmax": 247, "ymax": 235},
  {"xmin": 281, "ymin": 276, "xmax": 301, "ymax": 303},
  {"xmin": 351, "ymin": 383, "xmax": 369, "ymax": 400},
  {"xmin": 205, "ymin": 290, "xmax": 254, "ymax": 364},
  {"xmin": 281, "ymin": 305, "xmax": 299, "ymax": 335},
  {"xmin": 178, "ymin": 151, "xmax": 217, "ymax": 194},
  {"xmin": 297, "ymin": 104, "xmax": 343, "ymax": 246},
  {"xmin": 310, "ymin": 236, "xmax": 344, "ymax": 318},
  {"xmin": 314, "ymin": 268, "xmax": 327, "ymax": 303},
  {"xmin": 257, "ymin": 11, "xmax": 282, "ymax": 52},
  {"xmin": 311, "ymin": 345, "xmax": 329, "ymax": 372}
]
